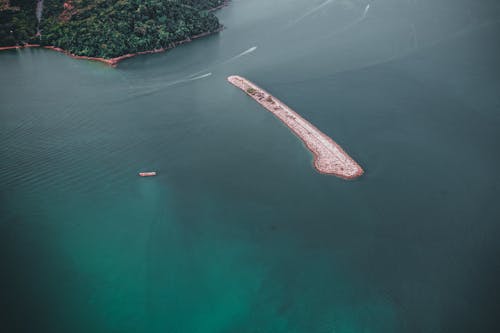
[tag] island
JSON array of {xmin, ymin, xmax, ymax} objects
[
  {"xmin": 0, "ymin": 0, "xmax": 228, "ymax": 66},
  {"xmin": 228, "ymin": 75, "xmax": 364, "ymax": 179}
]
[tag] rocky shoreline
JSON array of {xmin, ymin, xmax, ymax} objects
[
  {"xmin": 0, "ymin": 27, "xmax": 224, "ymax": 66},
  {"xmin": 46, "ymin": 27, "xmax": 224, "ymax": 66},
  {"xmin": 228, "ymin": 75, "xmax": 364, "ymax": 179},
  {"xmin": 0, "ymin": 0, "xmax": 231, "ymax": 66}
]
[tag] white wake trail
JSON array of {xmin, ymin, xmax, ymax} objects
[
  {"xmin": 321, "ymin": 3, "xmax": 373, "ymax": 40},
  {"xmin": 186, "ymin": 72, "xmax": 212, "ymax": 81},
  {"xmin": 222, "ymin": 46, "xmax": 257, "ymax": 64},
  {"xmin": 128, "ymin": 45, "xmax": 256, "ymax": 97},
  {"xmin": 128, "ymin": 72, "xmax": 212, "ymax": 99},
  {"xmin": 362, "ymin": 4, "xmax": 371, "ymax": 18},
  {"xmin": 289, "ymin": 0, "xmax": 334, "ymax": 26},
  {"xmin": 186, "ymin": 46, "xmax": 257, "ymax": 78},
  {"xmin": 158, "ymin": 72, "xmax": 212, "ymax": 89}
]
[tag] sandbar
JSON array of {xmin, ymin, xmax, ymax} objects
[{"xmin": 227, "ymin": 75, "xmax": 363, "ymax": 179}]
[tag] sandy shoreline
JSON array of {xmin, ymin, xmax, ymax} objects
[
  {"xmin": 228, "ymin": 75, "xmax": 364, "ymax": 179},
  {"xmin": 0, "ymin": 27, "xmax": 223, "ymax": 66}
]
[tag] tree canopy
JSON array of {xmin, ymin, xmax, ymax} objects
[{"xmin": 0, "ymin": 0, "xmax": 225, "ymax": 58}]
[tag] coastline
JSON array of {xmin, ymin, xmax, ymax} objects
[
  {"xmin": 208, "ymin": 0, "xmax": 231, "ymax": 12},
  {"xmin": 0, "ymin": 27, "xmax": 224, "ymax": 66},
  {"xmin": 0, "ymin": 44, "xmax": 40, "ymax": 51},
  {"xmin": 46, "ymin": 27, "xmax": 224, "ymax": 66},
  {"xmin": 228, "ymin": 75, "xmax": 364, "ymax": 179}
]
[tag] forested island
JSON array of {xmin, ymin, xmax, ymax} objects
[{"xmin": 0, "ymin": 0, "xmax": 226, "ymax": 62}]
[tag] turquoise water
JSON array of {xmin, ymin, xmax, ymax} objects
[{"xmin": 1, "ymin": 0, "xmax": 500, "ymax": 332}]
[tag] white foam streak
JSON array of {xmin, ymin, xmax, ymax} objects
[
  {"xmin": 224, "ymin": 46, "xmax": 257, "ymax": 63},
  {"xmin": 321, "ymin": 3, "xmax": 373, "ymax": 40},
  {"xmin": 289, "ymin": 0, "xmax": 334, "ymax": 26},
  {"xmin": 186, "ymin": 46, "xmax": 257, "ymax": 78},
  {"xmin": 363, "ymin": 4, "xmax": 371, "ymax": 18},
  {"xmin": 186, "ymin": 72, "xmax": 212, "ymax": 81},
  {"xmin": 128, "ymin": 73, "xmax": 212, "ymax": 99},
  {"xmin": 124, "ymin": 45, "xmax": 256, "ymax": 99}
]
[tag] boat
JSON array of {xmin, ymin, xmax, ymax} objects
[{"xmin": 139, "ymin": 171, "xmax": 157, "ymax": 177}]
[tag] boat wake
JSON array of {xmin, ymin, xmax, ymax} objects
[
  {"xmin": 225, "ymin": 46, "xmax": 257, "ymax": 63},
  {"xmin": 119, "ymin": 45, "xmax": 256, "ymax": 100},
  {"xmin": 126, "ymin": 72, "xmax": 212, "ymax": 100},
  {"xmin": 362, "ymin": 4, "xmax": 371, "ymax": 18},
  {"xmin": 288, "ymin": 0, "xmax": 335, "ymax": 27},
  {"xmin": 321, "ymin": 3, "xmax": 372, "ymax": 40},
  {"xmin": 185, "ymin": 46, "xmax": 257, "ymax": 78},
  {"xmin": 186, "ymin": 72, "xmax": 212, "ymax": 81},
  {"xmin": 157, "ymin": 71, "xmax": 212, "ymax": 88}
]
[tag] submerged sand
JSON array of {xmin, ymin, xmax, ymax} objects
[{"xmin": 228, "ymin": 75, "xmax": 363, "ymax": 179}]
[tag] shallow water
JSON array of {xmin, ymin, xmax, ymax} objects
[{"xmin": 1, "ymin": 0, "xmax": 500, "ymax": 332}]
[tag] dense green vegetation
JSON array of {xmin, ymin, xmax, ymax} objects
[
  {"xmin": 0, "ymin": 0, "xmax": 38, "ymax": 46},
  {"xmin": 180, "ymin": 0, "xmax": 226, "ymax": 10},
  {"xmin": 0, "ymin": 0, "xmax": 225, "ymax": 58}
]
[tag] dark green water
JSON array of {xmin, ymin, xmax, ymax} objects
[{"xmin": 1, "ymin": 0, "xmax": 500, "ymax": 332}]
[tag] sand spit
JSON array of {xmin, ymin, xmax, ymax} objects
[
  {"xmin": 0, "ymin": 27, "xmax": 223, "ymax": 66},
  {"xmin": 228, "ymin": 75, "xmax": 363, "ymax": 179}
]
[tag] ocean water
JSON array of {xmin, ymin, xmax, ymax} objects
[{"xmin": 1, "ymin": 0, "xmax": 500, "ymax": 332}]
